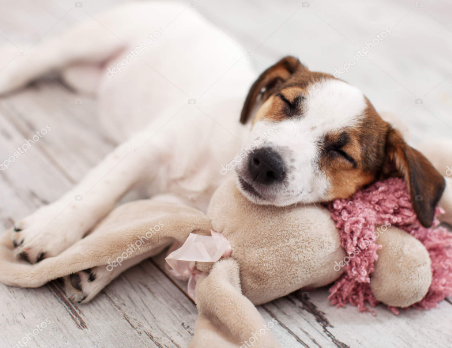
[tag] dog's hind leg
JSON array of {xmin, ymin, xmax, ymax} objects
[
  {"xmin": 0, "ymin": 2, "xmax": 190, "ymax": 95},
  {"xmin": 60, "ymin": 62, "xmax": 106, "ymax": 95},
  {"xmin": 0, "ymin": 7, "xmax": 128, "ymax": 95}
]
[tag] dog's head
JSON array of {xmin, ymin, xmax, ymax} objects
[{"xmin": 235, "ymin": 56, "xmax": 445, "ymax": 227}]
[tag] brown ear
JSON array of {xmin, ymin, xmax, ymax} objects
[
  {"xmin": 240, "ymin": 56, "xmax": 307, "ymax": 124},
  {"xmin": 385, "ymin": 127, "xmax": 445, "ymax": 227}
]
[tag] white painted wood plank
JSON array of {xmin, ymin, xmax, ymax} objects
[
  {"xmin": 197, "ymin": 0, "xmax": 452, "ymax": 146},
  {"xmin": 0, "ymin": 101, "xmax": 201, "ymax": 347},
  {"xmin": 1, "ymin": 0, "xmax": 452, "ymax": 347},
  {"xmin": 263, "ymin": 288, "xmax": 452, "ymax": 348},
  {"xmin": 0, "ymin": 261, "xmax": 199, "ymax": 348}
]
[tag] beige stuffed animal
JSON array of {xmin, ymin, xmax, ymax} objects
[{"xmin": 1, "ymin": 140, "xmax": 452, "ymax": 348}]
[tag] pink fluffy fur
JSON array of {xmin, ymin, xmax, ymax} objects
[{"xmin": 327, "ymin": 178, "xmax": 452, "ymax": 315}]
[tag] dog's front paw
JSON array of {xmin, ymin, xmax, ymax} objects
[
  {"xmin": 11, "ymin": 202, "xmax": 89, "ymax": 264},
  {"xmin": 64, "ymin": 266, "xmax": 113, "ymax": 304}
]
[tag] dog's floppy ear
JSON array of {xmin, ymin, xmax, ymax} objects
[
  {"xmin": 385, "ymin": 127, "xmax": 445, "ymax": 227},
  {"xmin": 240, "ymin": 56, "xmax": 307, "ymax": 124}
]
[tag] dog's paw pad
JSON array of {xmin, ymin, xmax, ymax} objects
[
  {"xmin": 70, "ymin": 273, "xmax": 83, "ymax": 291},
  {"xmin": 64, "ymin": 267, "xmax": 104, "ymax": 304},
  {"xmin": 19, "ymin": 251, "xmax": 30, "ymax": 263}
]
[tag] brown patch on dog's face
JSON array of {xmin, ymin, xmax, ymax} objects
[
  {"xmin": 236, "ymin": 56, "xmax": 445, "ymax": 227},
  {"xmin": 321, "ymin": 101, "xmax": 389, "ymax": 200},
  {"xmin": 319, "ymin": 131, "xmax": 376, "ymax": 201},
  {"xmin": 249, "ymin": 73, "xmax": 336, "ymax": 125},
  {"xmin": 240, "ymin": 56, "xmax": 311, "ymax": 124}
]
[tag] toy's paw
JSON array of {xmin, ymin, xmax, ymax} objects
[
  {"xmin": 64, "ymin": 266, "xmax": 114, "ymax": 304},
  {"xmin": 0, "ymin": 44, "xmax": 32, "ymax": 95},
  {"xmin": 11, "ymin": 203, "xmax": 88, "ymax": 264}
]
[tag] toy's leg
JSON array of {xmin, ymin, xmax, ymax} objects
[
  {"xmin": 190, "ymin": 259, "xmax": 281, "ymax": 348},
  {"xmin": 370, "ymin": 226, "xmax": 431, "ymax": 307},
  {"xmin": 0, "ymin": 198, "xmax": 211, "ymax": 304},
  {"xmin": 62, "ymin": 194, "xmax": 197, "ymax": 304},
  {"xmin": 63, "ymin": 246, "xmax": 169, "ymax": 304}
]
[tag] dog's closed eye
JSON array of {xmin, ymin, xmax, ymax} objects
[
  {"xmin": 329, "ymin": 148, "xmax": 356, "ymax": 166},
  {"xmin": 324, "ymin": 132, "xmax": 356, "ymax": 167}
]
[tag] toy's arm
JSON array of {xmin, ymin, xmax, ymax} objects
[
  {"xmin": 0, "ymin": 199, "xmax": 211, "ymax": 289},
  {"xmin": 190, "ymin": 259, "xmax": 281, "ymax": 348},
  {"xmin": 370, "ymin": 226, "xmax": 432, "ymax": 308}
]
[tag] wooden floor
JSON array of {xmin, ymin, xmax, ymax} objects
[{"xmin": 1, "ymin": 0, "xmax": 452, "ymax": 347}]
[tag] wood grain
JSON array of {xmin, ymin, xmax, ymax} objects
[{"xmin": 1, "ymin": 0, "xmax": 452, "ymax": 347}]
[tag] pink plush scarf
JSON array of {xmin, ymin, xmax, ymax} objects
[{"xmin": 327, "ymin": 178, "xmax": 452, "ymax": 315}]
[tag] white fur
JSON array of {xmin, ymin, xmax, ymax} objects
[{"xmin": 2, "ymin": 2, "xmax": 255, "ymax": 263}]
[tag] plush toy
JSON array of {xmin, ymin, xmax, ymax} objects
[{"xmin": 1, "ymin": 141, "xmax": 452, "ymax": 348}]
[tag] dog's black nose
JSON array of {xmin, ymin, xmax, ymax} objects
[{"xmin": 248, "ymin": 147, "xmax": 286, "ymax": 185}]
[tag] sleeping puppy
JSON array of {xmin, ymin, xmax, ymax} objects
[
  {"xmin": 235, "ymin": 56, "xmax": 445, "ymax": 228},
  {"xmin": 0, "ymin": 2, "xmax": 444, "ymax": 298}
]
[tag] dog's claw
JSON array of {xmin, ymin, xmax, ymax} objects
[
  {"xmin": 78, "ymin": 295, "xmax": 87, "ymax": 303},
  {"xmin": 81, "ymin": 268, "xmax": 96, "ymax": 282}
]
